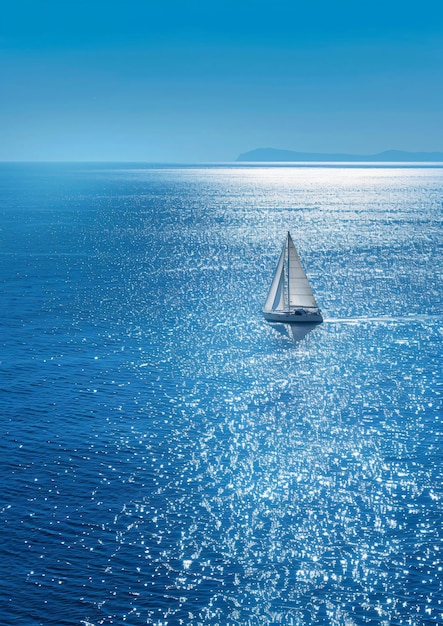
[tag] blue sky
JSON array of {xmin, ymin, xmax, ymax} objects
[{"xmin": 1, "ymin": 0, "xmax": 442, "ymax": 161}]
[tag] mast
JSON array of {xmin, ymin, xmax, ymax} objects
[{"xmin": 286, "ymin": 232, "xmax": 290, "ymax": 310}]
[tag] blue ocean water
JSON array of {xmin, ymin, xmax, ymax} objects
[{"xmin": 0, "ymin": 163, "xmax": 442, "ymax": 625}]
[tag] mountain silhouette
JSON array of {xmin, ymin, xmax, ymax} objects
[{"xmin": 236, "ymin": 148, "xmax": 443, "ymax": 162}]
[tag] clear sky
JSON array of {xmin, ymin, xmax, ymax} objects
[{"xmin": 1, "ymin": 0, "xmax": 442, "ymax": 162}]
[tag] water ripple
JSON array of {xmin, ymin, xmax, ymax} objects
[{"xmin": 0, "ymin": 164, "xmax": 442, "ymax": 624}]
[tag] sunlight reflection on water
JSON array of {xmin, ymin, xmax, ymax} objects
[{"xmin": 1, "ymin": 165, "xmax": 442, "ymax": 625}]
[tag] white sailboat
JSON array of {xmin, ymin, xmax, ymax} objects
[{"xmin": 263, "ymin": 232, "xmax": 323, "ymax": 323}]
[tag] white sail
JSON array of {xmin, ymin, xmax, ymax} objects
[
  {"xmin": 287, "ymin": 233, "xmax": 318, "ymax": 309},
  {"xmin": 264, "ymin": 245, "xmax": 285, "ymax": 312},
  {"xmin": 263, "ymin": 232, "xmax": 322, "ymax": 323}
]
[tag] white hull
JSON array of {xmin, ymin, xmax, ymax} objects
[{"xmin": 263, "ymin": 309, "xmax": 323, "ymax": 323}]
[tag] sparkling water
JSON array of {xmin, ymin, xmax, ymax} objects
[{"xmin": 1, "ymin": 163, "xmax": 442, "ymax": 625}]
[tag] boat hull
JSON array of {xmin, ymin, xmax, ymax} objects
[{"xmin": 263, "ymin": 309, "xmax": 323, "ymax": 323}]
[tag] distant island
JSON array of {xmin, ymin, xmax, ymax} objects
[{"xmin": 236, "ymin": 148, "xmax": 443, "ymax": 162}]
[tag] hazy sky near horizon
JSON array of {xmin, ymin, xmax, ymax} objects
[{"xmin": 2, "ymin": 0, "xmax": 443, "ymax": 162}]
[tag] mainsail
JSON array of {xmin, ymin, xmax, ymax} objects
[{"xmin": 286, "ymin": 233, "xmax": 318, "ymax": 309}]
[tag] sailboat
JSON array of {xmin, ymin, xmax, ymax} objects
[{"xmin": 263, "ymin": 232, "xmax": 323, "ymax": 323}]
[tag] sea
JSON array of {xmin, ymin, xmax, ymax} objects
[{"xmin": 0, "ymin": 163, "xmax": 442, "ymax": 625}]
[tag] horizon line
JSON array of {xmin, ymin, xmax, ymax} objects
[{"xmin": 2, "ymin": 160, "xmax": 443, "ymax": 166}]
